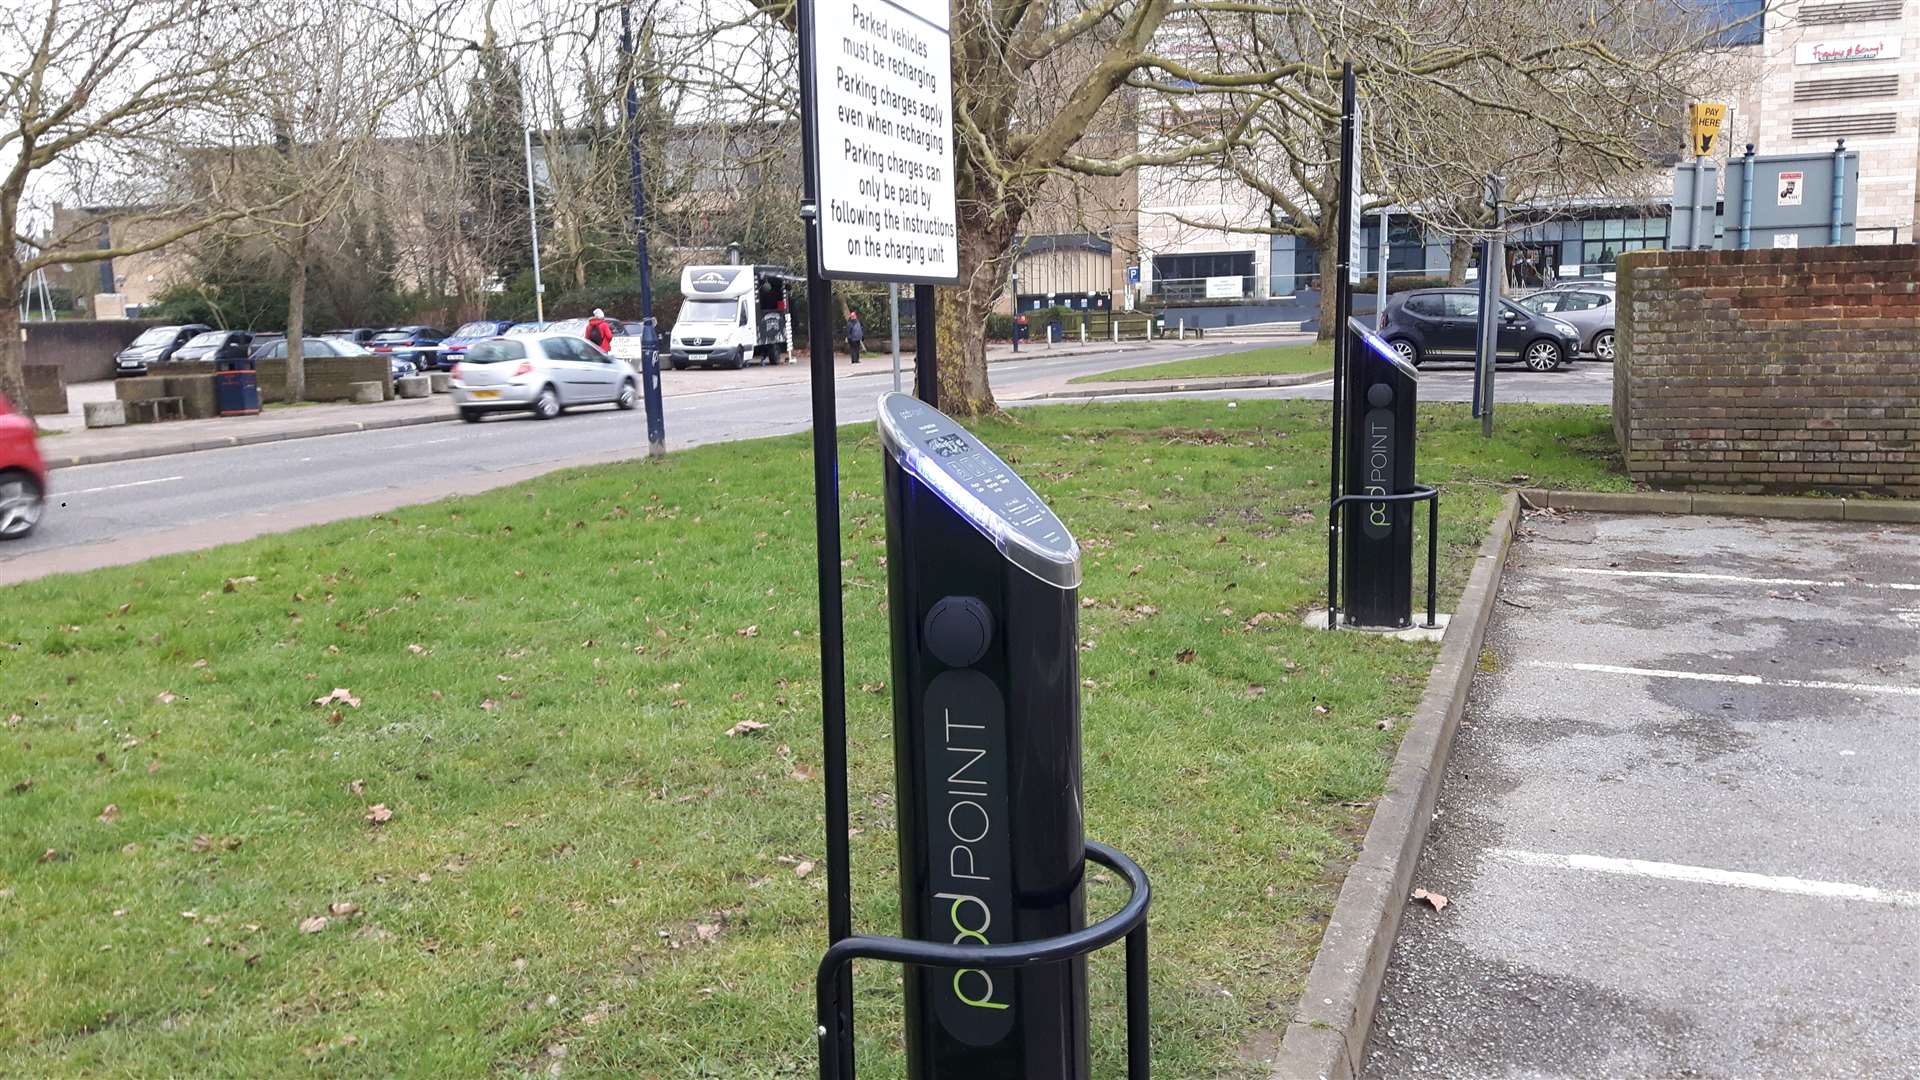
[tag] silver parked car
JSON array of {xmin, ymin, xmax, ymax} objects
[
  {"xmin": 1516, "ymin": 288, "xmax": 1618, "ymax": 362},
  {"xmin": 449, "ymin": 335, "xmax": 640, "ymax": 422}
]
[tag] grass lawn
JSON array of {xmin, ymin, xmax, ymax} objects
[
  {"xmin": 0, "ymin": 401, "xmax": 1624, "ymax": 1077},
  {"xmin": 1073, "ymin": 341, "xmax": 1333, "ymax": 384}
]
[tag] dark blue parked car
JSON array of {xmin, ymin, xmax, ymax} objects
[
  {"xmin": 436, "ymin": 319, "xmax": 515, "ymax": 370},
  {"xmin": 368, "ymin": 325, "xmax": 447, "ymax": 367}
]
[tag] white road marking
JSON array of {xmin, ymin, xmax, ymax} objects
[
  {"xmin": 58, "ymin": 476, "xmax": 185, "ymax": 497},
  {"xmin": 1553, "ymin": 566, "xmax": 1920, "ymax": 592},
  {"xmin": 1538, "ymin": 660, "xmax": 1920, "ymax": 698},
  {"xmin": 1488, "ymin": 848, "xmax": 1920, "ymax": 910},
  {"xmin": 384, "ymin": 436, "xmax": 460, "ymax": 451}
]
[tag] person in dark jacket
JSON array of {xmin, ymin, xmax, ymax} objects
[{"xmin": 846, "ymin": 310, "xmax": 864, "ymax": 364}]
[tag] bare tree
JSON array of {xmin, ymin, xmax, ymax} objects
[{"xmin": 0, "ymin": 0, "xmax": 311, "ymax": 415}]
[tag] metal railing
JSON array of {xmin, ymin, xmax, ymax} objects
[
  {"xmin": 1326, "ymin": 484, "xmax": 1441, "ymax": 631},
  {"xmin": 814, "ymin": 839, "xmax": 1152, "ymax": 1080}
]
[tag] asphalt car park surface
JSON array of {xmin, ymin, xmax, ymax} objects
[{"xmin": 1364, "ymin": 511, "xmax": 1920, "ymax": 1078}]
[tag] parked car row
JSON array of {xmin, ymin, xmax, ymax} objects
[{"xmin": 1377, "ymin": 281, "xmax": 1615, "ymax": 372}]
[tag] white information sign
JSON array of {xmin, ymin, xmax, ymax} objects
[
  {"xmin": 1773, "ymin": 233, "xmax": 1801, "ymax": 249},
  {"xmin": 1204, "ymin": 275, "xmax": 1243, "ymax": 299},
  {"xmin": 807, "ymin": 0, "xmax": 959, "ymax": 283},
  {"xmin": 1777, "ymin": 171, "xmax": 1805, "ymax": 207},
  {"xmin": 1796, "ymin": 37, "xmax": 1900, "ymax": 65},
  {"xmin": 1347, "ymin": 101, "xmax": 1365, "ymax": 285}
]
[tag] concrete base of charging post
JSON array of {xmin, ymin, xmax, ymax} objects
[
  {"xmin": 1270, "ymin": 494, "xmax": 1520, "ymax": 1080},
  {"xmin": 1302, "ymin": 610, "xmax": 1450, "ymax": 643}
]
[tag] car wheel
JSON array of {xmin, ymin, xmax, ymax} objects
[
  {"xmin": 0, "ymin": 471, "xmax": 46, "ymax": 541},
  {"xmin": 730, "ymin": 350, "xmax": 748, "ymax": 371},
  {"xmin": 1523, "ymin": 339, "xmax": 1564, "ymax": 372},
  {"xmin": 1593, "ymin": 331, "xmax": 1616, "ymax": 362},
  {"xmin": 616, "ymin": 380, "xmax": 638, "ymax": 410},
  {"xmin": 459, "ymin": 408, "xmax": 483, "ymax": 423},
  {"xmin": 1388, "ymin": 338, "xmax": 1421, "ymax": 367},
  {"xmin": 532, "ymin": 386, "xmax": 561, "ymax": 420}
]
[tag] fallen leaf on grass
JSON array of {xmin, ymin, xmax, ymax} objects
[
  {"xmin": 39, "ymin": 848, "xmax": 60, "ymax": 863},
  {"xmin": 191, "ymin": 658, "xmax": 209, "ymax": 669},
  {"xmin": 328, "ymin": 902, "xmax": 360, "ymax": 917},
  {"xmin": 407, "ymin": 644, "xmax": 428, "ymax": 656},
  {"xmin": 190, "ymin": 834, "xmax": 213, "ymax": 852},
  {"xmin": 9, "ymin": 778, "xmax": 31, "ymax": 795},
  {"xmin": 1313, "ymin": 703, "xmax": 1330, "ymax": 715},
  {"xmin": 348, "ymin": 779, "xmax": 366, "ymax": 796},
  {"xmin": 299, "ymin": 916, "xmax": 329, "ymax": 934},
  {"xmin": 156, "ymin": 691, "xmax": 178, "ymax": 705},
  {"xmin": 1246, "ymin": 685, "xmax": 1267, "ymax": 699},
  {"xmin": 790, "ymin": 763, "xmax": 818, "ymax": 782},
  {"xmin": 97, "ymin": 804, "xmax": 120, "ymax": 823},
  {"xmin": 860, "ymin": 682, "xmax": 886, "ymax": 695},
  {"xmin": 725, "ymin": 719, "xmax": 768, "ymax": 738},
  {"xmin": 222, "ymin": 576, "xmax": 259, "ymax": 593},
  {"xmin": 737, "ymin": 625, "xmax": 760, "ymax": 638},
  {"xmin": 479, "ymin": 698, "xmax": 499, "ymax": 712},
  {"xmin": 1175, "ymin": 648, "xmax": 1197, "ymax": 664},
  {"xmin": 146, "ymin": 759, "xmax": 161, "ymax": 774},
  {"xmin": 313, "ymin": 688, "xmax": 360, "ymax": 709},
  {"xmin": 694, "ymin": 923, "xmax": 722, "ymax": 942},
  {"xmin": 365, "ymin": 804, "xmax": 394, "ymax": 825},
  {"xmin": 794, "ymin": 860, "xmax": 815, "ymax": 878},
  {"xmin": 1412, "ymin": 888, "xmax": 1449, "ymax": 911}
]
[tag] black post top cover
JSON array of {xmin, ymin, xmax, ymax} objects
[{"xmin": 877, "ymin": 392, "xmax": 1081, "ymax": 590}]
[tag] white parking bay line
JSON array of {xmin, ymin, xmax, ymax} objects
[
  {"xmin": 1538, "ymin": 661, "xmax": 1920, "ymax": 698},
  {"xmin": 58, "ymin": 475, "xmax": 185, "ymax": 497},
  {"xmin": 1488, "ymin": 848, "xmax": 1920, "ymax": 910},
  {"xmin": 1552, "ymin": 566, "xmax": 1920, "ymax": 592}
]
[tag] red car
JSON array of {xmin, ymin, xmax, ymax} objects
[{"xmin": 0, "ymin": 393, "xmax": 48, "ymax": 540}]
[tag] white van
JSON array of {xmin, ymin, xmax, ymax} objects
[{"xmin": 667, "ymin": 264, "xmax": 798, "ymax": 370}]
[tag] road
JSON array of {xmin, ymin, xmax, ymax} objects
[{"xmin": 2, "ymin": 344, "xmax": 1610, "ymax": 582}]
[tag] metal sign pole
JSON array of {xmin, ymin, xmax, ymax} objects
[
  {"xmin": 619, "ymin": 2, "xmax": 665, "ymax": 457},
  {"xmin": 889, "ymin": 282, "xmax": 902, "ymax": 393},
  {"xmin": 793, "ymin": 0, "xmax": 855, "ymax": 1072},
  {"xmin": 914, "ymin": 284, "xmax": 939, "ymax": 407},
  {"xmin": 1375, "ymin": 206, "xmax": 1389, "ymax": 328},
  {"xmin": 522, "ymin": 125, "xmax": 546, "ymax": 323},
  {"xmin": 1327, "ymin": 61, "xmax": 1357, "ymax": 630}
]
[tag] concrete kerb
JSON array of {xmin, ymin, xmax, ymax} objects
[
  {"xmin": 1269, "ymin": 493, "xmax": 1521, "ymax": 1080},
  {"xmin": 1515, "ymin": 488, "xmax": 1920, "ymax": 524},
  {"xmin": 41, "ymin": 411, "xmax": 456, "ymax": 470},
  {"xmin": 1027, "ymin": 368, "xmax": 1334, "ymax": 400}
]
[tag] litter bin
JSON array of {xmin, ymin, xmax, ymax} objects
[{"xmin": 214, "ymin": 354, "xmax": 261, "ymax": 417}]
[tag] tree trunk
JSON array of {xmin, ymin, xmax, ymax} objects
[
  {"xmin": 1315, "ymin": 236, "xmax": 1339, "ymax": 341},
  {"xmin": 0, "ymin": 277, "xmax": 28, "ymax": 419},
  {"xmin": 1447, "ymin": 237, "xmax": 1473, "ymax": 286},
  {"xmin": 286, "ymin": 227, "xmax": 309, "ymax": 403},
  {"xmin": 934, "ymin": 205, "xmax": 1016, "ymax": 417}
]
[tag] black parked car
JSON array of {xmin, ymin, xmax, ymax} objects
[
  {"xmin": 1379, "ymin": 288, "xmax": 1583, "ymax": 372},
  {"xmin": 114, "ymin": 324, "xmax": 211, "ymax": 376},
  {"xmin": 169, "ymin": 329, "xmax": 256, "ymax": 365}
]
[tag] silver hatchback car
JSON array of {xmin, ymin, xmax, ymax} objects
[
  {"xmin": 1515, "ymin": 288, "xmax": 1618, "ymax": 362},
  {"xmin": 450, "ymin": 335, "xmax": 640, "ymax": 421}
]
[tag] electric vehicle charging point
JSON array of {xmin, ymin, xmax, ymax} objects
[
  {"xmin": 1316, "ymin": 317, "xmax": 1445, "ymax": 639},
  {"xmin": 811, "ymin": 393, "xmax": 1153, "ymax": 1080}
]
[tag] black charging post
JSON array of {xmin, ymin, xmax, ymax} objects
[{"xmin": 1327, "ymin": 317, "xmax": 1440, "ymax": 631}]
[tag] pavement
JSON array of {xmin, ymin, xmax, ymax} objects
[{"xmin": 1363, "ymin": 510, "xmax": 1920, "ymax": 1078}]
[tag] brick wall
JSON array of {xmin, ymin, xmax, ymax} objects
[
  {"xmin": 139, "ymin": 357, "xmax": 393, "ymax": 404},
  {"xmin": 1616, "ymin": 244, "xmax": 1920, "ymax": 495}
]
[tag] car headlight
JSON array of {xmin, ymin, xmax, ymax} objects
[{"xmin": 1551, "ymin": 320, "xmax": 1578, "ymax": 337}]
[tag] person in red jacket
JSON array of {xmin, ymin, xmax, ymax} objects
[{"xmin": 585, "ymin": 309, "xmax": 615, "ymax": 352}]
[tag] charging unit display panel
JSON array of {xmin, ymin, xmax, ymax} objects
[{"xmin": 878, "ymin": 392, "xmax": 1090, "ymax": 1079}]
